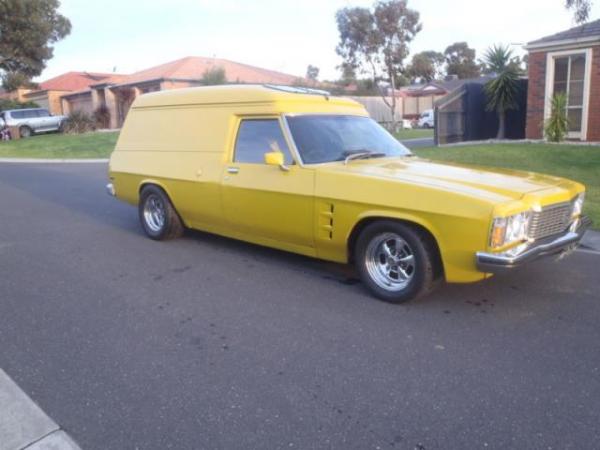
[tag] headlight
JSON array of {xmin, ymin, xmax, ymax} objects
[
  {"xmin": 490, "ymin": 211, "xmax": 531, "ymax": 248},
  {"xmin": 572, "ymin": 193, "xmax": 585, "ymax": 217}
]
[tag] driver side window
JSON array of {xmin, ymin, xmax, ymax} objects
[{"xmin": 234, "ymin": 119, "xmax": 293, "ymax": 164}]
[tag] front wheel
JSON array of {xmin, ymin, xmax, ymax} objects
[
  {"xmin": 19, "ymin": 126, "xmax": 32, "ymax": 138},
  {"xmin": 139, "ymin": 185, "xmax": 184, "ymax": 240},
  {"xmin": 355, "ymin": 221, "xmax": 440, "ymax": 303}
]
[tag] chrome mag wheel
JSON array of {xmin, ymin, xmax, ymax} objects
[
  {"xmin": 143, "ymin": 194, "xmax": 166, "ymax": 233},
  {"xmin": 364, "ymin": 232, "xmax": 416, "ymax": 291}
]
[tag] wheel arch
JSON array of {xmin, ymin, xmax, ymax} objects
[
  {"xmin": 138, "ymin": 179, "xmax": 174, "ymax": 203},
  {"xmin": 347, "ymin": 213, "xmax": 445, "ymax": 279},
  {"xmin": 137, "ymin": 179, "xmax": 184, "ymax": 219}
]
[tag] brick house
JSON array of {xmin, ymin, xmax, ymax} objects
[
  {"xmin": 60, "ymin": 56, "xmax": 304, "ymax": 128},
  {"xmin": 525, "ymin": 19, "xmax": 600, "ymax": 141},
  {"xmin": 0, "ymin": 72, "xmax": 122, "ymax": 115}
]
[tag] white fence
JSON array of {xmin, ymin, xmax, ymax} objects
[
  {"xmin": 348, "ymin": 95, "xmax": 445, "ymax": 123},
  {"xmin": 347, "ymin": 96, "xmax": 402, "ymax": 123}
]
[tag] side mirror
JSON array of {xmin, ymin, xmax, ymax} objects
[{"xmin": 264, "ymin": 151, "xmax": 290, "ymax": 171}]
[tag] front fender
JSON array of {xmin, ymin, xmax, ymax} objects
[
  {"xmin": 352, "ymin": 209, "xmax": 445, "ymax": 254},
  {"xmin": 315, "ymin": 203, "xmax": 490, "ymax": 284}
]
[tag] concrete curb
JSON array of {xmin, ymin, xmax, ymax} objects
[
  {"xmin": 0, "ymin": 158, "xmax": 108, "ymax": 164},
  {"xmin": 0, "ymin": 369, "xmax": 81, "ymax": 450},
  {"xmin": 438, "ymin": 139, "xmax": 600, "ymax": 148},
  {"xmin": 399, "ymin": 137, "xmax": 434, "ymax": 143},
  {"xmin": 581, "ymin": 229, "xmax": 600, "ymax": 252}
]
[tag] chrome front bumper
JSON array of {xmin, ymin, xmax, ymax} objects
[{"xmin": 476, "ymin": 215, "xmax": 592, "ymax": 273}]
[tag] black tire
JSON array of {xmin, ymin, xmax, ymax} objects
[
  {"xmin": 138, "ymin": 185, "xmax": 184, "ymax": 240},
  {"xmin": 355, "ymin": 221, "xmax": 440, "ymax": 303},
  {"xmin": 19, "ymin": 126, "xmax": 32, "ymax": 138}
]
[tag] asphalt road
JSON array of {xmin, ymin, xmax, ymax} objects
[{"xmin": 1, "ymin": 163, "xmax": 599, "ymax": 450}]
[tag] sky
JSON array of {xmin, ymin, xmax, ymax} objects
[{"xmin": 38, "ymin": 0, "xmax": 600, "ymax": 82}]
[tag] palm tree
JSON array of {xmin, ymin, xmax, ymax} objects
[{"xmin": 483, "ymin": 45, "xmax": 521, "ymax": 139}]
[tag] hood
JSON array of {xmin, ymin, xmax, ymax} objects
[{"xmin": 317, "ymin": 157, "xmax": 578, "ymax": 203}]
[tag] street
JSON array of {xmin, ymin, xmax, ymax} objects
[{"xmin": 1, "ymin": 163, "xmax": 599, "ymax": 449}]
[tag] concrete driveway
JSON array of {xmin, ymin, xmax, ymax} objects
[{"xmin": 1, "ymin": 163, "xmax": 599, "ymax": 449}]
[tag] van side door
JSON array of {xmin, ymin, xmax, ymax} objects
[{"xmin": 220, "ymin": 117, "xmax": 315, "ymax": 250}]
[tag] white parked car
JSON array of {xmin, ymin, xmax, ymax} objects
[
  {"xmin": 418, "ymin": 109, "xmax": 434, "ymax": 129},
  {"xmin": 0, "ymin": 108, "xmax": 66, "ymax": 138}
]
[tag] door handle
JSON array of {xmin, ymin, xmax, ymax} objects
[{"xmin": 227, "ymin": 167, "xmax": 239, "ymax": 174}]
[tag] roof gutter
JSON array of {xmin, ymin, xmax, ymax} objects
[
  {"xmin": 60, "ymin": 90, "xmax": 92, "ymax": 98},
  {"xmin": 524, "ymin": 35, "xmax": 600, "ymax": 51},
  {"xmin": 24, "ymin": 88, "xmax": 71, "ymax": 96}
]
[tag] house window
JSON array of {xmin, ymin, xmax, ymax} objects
[
  {"xmin": 546, "ymin": 50, "xmax": 591, "ymax": 139},
  {"xmin": 553, "ymin": 54, "xmax": 585, "ymax": 133}
]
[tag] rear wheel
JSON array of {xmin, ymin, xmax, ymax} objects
[
  {"xmin": 139, "ymin": 185, "xmax": 184, "ymax": 240},
  {"xmin": 355, "ymin": 221, "xmax": 440, "ymax": 303},
  {"xmin": 19, "ymin": 126, "xmax": 32, "ymax": 138}
]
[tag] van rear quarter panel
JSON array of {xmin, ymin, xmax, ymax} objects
[{"xmin": 111, "ymin": 103, "xmax": 269, "ymax": 226}]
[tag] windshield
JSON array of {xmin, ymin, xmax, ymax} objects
[{"xmin": 286, "ymin": 115, "xmax": 411, "ymax": 164}]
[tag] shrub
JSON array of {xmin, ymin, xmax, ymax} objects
[
  {"xmin": 62, "ymin": 110, "xmax": 96, "ymax": 134},
  {"xmin": 0, "ymin": 99, "xmax": 39, "ymax": 110},
  {"xmin": 93, "ymin": 105, "xmax": 110, "ymax": 129},
  {"xmin": 544, "ymin": 93, "xmax": 569, "ymax": 142}
]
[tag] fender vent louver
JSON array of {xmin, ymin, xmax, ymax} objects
[{"xmin": 319, "ymin": 203, "xmax": 335, "ymax": 240}]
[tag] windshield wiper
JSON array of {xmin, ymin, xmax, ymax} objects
[{"xmin": 342, "ymin": 150, "xmax": 387, "ymax": 165}]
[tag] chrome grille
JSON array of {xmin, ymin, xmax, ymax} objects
[{"xmin": 528, "ymin": 202, "xmax": 573, "ymax": 240}]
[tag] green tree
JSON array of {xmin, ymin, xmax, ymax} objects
[
  {"xmin": 336, "ymin": 0, "xmax": 422, "ymax": 130},
  {"xmin": 565, "ymin": 0, "xmax": 592, "ymax": 23},
  {"xmin": 201, "ymin": 66, "xmax": 226, "ymax": 85},
  {"xmin": 0, "ymin": 0, "xmax": 71, "ymax": 90},
  {"xmin": 444, "ymin": 42, "xmax": 480, "ymax": 79},
  {"xmin": 338, "ymin": 62, "xmax": 357, "ymax": 86},
  {"xmin": 407, "ymin": 50, "xmax": 445, "ymax": 82},
  {"xmin": 483, "ymin": 45, "xmax": 521, "ymax": 139},
  {"xmin": 482, "ymin": 54, "xmax": 525, "ymax": 75},
  {"xmin": 306, "ymin": 65, "xmax": 320, "ymax": 81}
]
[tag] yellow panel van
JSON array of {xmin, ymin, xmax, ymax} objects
[{"xmin": 107, "ymin": 85, "xmax": 590, "ymax": 302}]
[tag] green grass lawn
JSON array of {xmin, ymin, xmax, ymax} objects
[
  {"xmin": 414, "ymin": 143, "xmax": 600, "ymax": 229},
  {"xmin": 0, "ymin": 131, "xmax": 119, "ymax": 159},
  {"xmin": 394, "ymin": 128, "xmax": 434, "ymax": 140}
]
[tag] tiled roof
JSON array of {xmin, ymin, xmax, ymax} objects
[
  {"xmin": 89, "ymin": 74, "xmax": 129, "ymax": 86},
  {"xmin": 528, "ymin": 19, "xmax": 600, "ymax": 46},
  {"xmin": 38, "ymin": 71, "xmax": 123, "ymax": 91},
  {"xmin": 118, "ymin": 56, "xmax": 302, "ymax": 86},
  {"xmin": 403, "ymin": 75, "xmax": 495, "ymax": 96}
]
